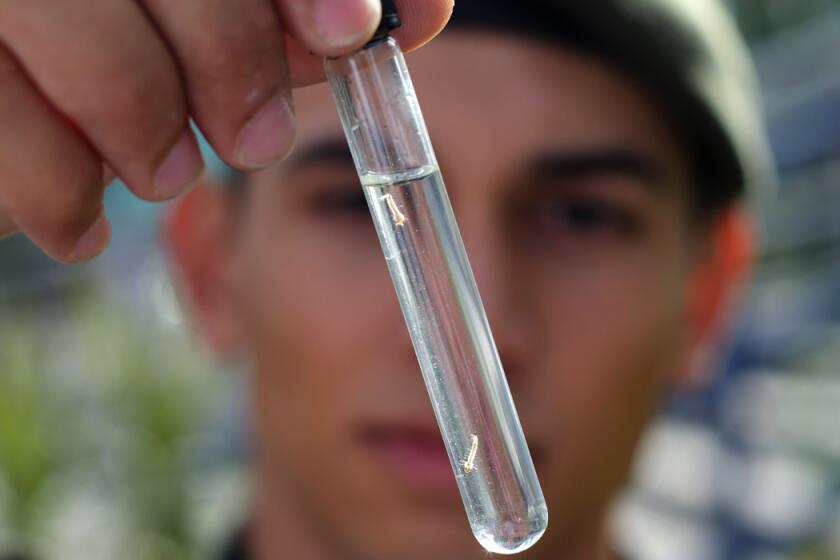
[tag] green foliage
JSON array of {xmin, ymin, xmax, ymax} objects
[
  {"xmin": 0, "ymin": 287, "xmax": 243, "ymax": 560},
  {"xmin": 0, "ymin": 321, "xmax": 63, "ymax": 541}
]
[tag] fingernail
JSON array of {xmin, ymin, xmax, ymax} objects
[
  {"xmin": 155, "ymin": 129, "xmax": 204, "ymax": 199},
  {"xmin": 313, "ymin": 0, "xmax": 380, "ymax": 49},
  {"xmin": 235, "ymin": 94, "xmax": 296, "ymax": 169},
  {"xmin": 70, "ymin": 212, "xmax": 111, "ymax": 262}
]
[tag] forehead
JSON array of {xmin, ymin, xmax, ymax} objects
[{"xmin": 290, "ymin": 31, "xmax": 686, "ymax": 184}]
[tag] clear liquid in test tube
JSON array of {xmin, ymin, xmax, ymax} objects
[{"xmin": 325, "ymin": 31, "xmax": 548, "ymax": 555}]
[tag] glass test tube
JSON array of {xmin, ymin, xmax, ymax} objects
[{"xmin": 325, "ymin": 37, "xmax": 548, "ymax": 554}]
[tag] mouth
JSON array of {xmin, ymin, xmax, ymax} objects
[
  {"xmin": 358, "ymin": 417, "xmax": 547, "ymax": 501},
  {"xmin": 359, "ymin": 423, "xmax": 459, "ymax": 493}
]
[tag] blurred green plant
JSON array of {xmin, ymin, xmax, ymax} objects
[
  {"xmin": 0, "ymin": 321, "xmax": 64, "ymax": 550},
  {"xmin": 0, "ymin": 282, "xmax": 244, "ymax": 560}
]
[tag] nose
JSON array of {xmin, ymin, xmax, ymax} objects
[
  {"xmin": 456, "ymin": 206, "xmax": 534, "ymax": 384},
  {"xmin": 384, "ymin": 196, "xmax": 536, "ymax": 387}
]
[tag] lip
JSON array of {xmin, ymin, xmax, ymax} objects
[
  {"xmin": 359, "ymin": 422, "xmax": 460, "ymax": 494},
  {"xmin": 358, "ymin": 418, "xmax": 547, "ymax": 499}
]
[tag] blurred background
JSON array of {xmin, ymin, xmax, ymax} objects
[{"xmin": 0, "ymin": 1, "xmax": 838, "ymax": 559}]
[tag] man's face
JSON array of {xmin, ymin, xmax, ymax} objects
[{"xmin": 225, "ymin": 32, "xmax": 700, "ymax": 559}]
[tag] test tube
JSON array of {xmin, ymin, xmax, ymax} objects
[{"xmin": 324, "ymin": 9, "xmax": 548, "ymax": 555}]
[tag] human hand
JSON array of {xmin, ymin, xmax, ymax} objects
[{"xmin": 0, "ymin": 0, "xmax": 452, "ymax": 262}]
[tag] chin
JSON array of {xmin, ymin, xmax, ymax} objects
[
  {"xmin": 348, "ymin": 529, "xmax": 484, "ymax": 560},
  {"xmin": 334, "ymin": 502, "xmax": 485, "ymax": 560}
]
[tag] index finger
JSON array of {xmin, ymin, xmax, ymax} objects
[{"xmin": 282, "ymin": 0, "xmax": 454, "ymax": 88}]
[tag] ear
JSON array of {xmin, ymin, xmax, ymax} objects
[
  {"xmin": 162, "ymin": 182, "xmax": 244, "ymax": 357},
  {"xmin": 681, "ymin": 206, "xmax": 755, "ymax": 386}
]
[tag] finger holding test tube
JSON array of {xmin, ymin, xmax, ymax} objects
[{"xmin": 324, "ymin": 1, "xmax": 548, "ymax": 554}]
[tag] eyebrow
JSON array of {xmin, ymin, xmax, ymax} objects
[
  {"xmin": 281, "ymin": 141, "xmax": 665, "ymax": 193},
  {"xmin": 528, "ymin": 148, "xmax": 665, "ymax": 190}
]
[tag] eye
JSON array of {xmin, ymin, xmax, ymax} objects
[
  {"xmin": 537, "ymin": 196, "xmax": 638, "ymax": 238},
  {"xmin": 309, "ymin": 185, "xmax": 370, "ymax": 219}
]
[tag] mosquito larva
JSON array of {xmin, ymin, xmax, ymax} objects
[
  {"xmin": 464, "ymin": 434, "xmax": 479, "ymax": 474},
  {"xmin": 381, "ymin": 193, "xmax": 407, "ymax": 226}
]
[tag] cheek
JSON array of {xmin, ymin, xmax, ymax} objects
[
  {"xmin": 532, "ymin": 246, "xmax": 689, "ymax": 377},
  {"xmin": 233, "ymin": 219, "xmax": 397, "ymax": 451},
  {"xmin": 521, "ymin": 240, "xmax": 692, "ymax": 526},
  {"xmin": 530, "ymin": 256, "xmax": 690, "ymax": 435},
  {"xmin": 543, "ymin": 263, "xmax": 689, "ymax": 434}
]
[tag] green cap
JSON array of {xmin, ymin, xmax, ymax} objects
[{"xmin": 448, "ymin": 0, "xmax": 777, "ymax": 211}]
